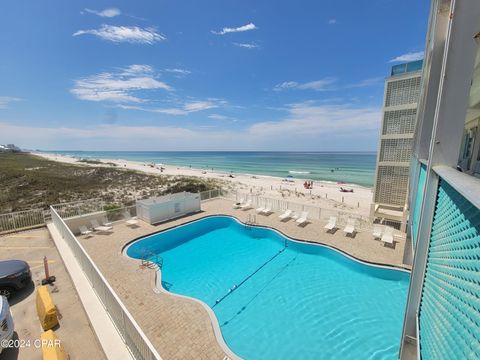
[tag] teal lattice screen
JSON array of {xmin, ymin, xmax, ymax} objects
[
  {"xmin": 419, "ymin": 179, "xmax": 480, "ymax": 359},
  {"xmin": 412, "ymin": 163, "xmax": 427, "ymax": 248}
]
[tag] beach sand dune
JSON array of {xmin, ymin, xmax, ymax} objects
[{"xmin": 34, "ymin": 153, "xmax": 374, "ymax": 216}]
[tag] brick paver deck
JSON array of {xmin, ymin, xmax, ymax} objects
[{"xmin": 77, "ymin": 198, "xmax": 409, "ymax": 360}]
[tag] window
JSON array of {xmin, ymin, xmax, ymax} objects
[{"xmin": 458, "ymin": 38, "xmax": 480, "ymax": 174}]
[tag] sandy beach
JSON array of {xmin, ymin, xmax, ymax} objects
[{"xmin": 33, "ymin": 152, "xmax": 374, "ymax": 216}]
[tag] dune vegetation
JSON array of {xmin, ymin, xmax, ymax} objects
[{"xmin": 0, "ymin": 153, "xmax": 226, "ymax": 213}]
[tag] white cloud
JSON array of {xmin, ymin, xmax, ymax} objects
[
  {"xmin": 328, "ymin": 19, "xmax": 337, "ymax": 24},
  {"xmin": 118, "ymin": 99, "xmax": 225, "ymax": 115},
  {"xmin": 184, "ymin": 101, "xmax": 218, "ymax": 112},
  {"xmin": 233, "ymin": 42, "xmax": 259, "ymax": 49},
  {"xmin": 0, "ymin": 96, "xmax": 21, "ymax": 109},
  {"xmin": 345, "ymin": 77, "xmax": 383, "ymax": 88},
  {"xmin": 71, "ymin": 65, "xmax": 171, "ymax": 103},
  {"xmin": 249, "ymin": 103, "xmax": 381, "ymax": 137},
  {"xmin": 273, "ymin": 78, "xmax": 336, "ymax": 91},
  {"xmin": 83, "ymin": 8, "xmax": 121, "ymax": 18},
  {"xmin": 73, "ymin": 25, "xmax": 165, "ymax": 44},
  {"xmin": 0, "ymin": 122, "xmax": 206, "ymax": 149},
  {"xmin": 164, "ymin": 68, "xmax": 191, "ymax": 76},
  {"xmin": 208, "ymin": 114, "xmax": 228, "ymax": 120},
  {"xmin": 208, "ymin": 114, "xmax": 237, "ymax": 122},
  {"xmin": 0, "ymin": 102, "xmax": 380, "ymax": 151},
  {"xmin": 273, "ymin": 81, "xmax": 298, "ymax": 91},
  {"xmin": 118, "ymin": 105, "xmax": 187, "ymax": 115},
  {"xmin": 212, "ymin": 23, "xmax": 257, "ymax": 35},
  {"xmin": 389, "ymin": 51, "xmax": 424, "ymax": 63},
  {"xmin": 119, "ymin": 64, "xmax": 155, "ymax": 76}
]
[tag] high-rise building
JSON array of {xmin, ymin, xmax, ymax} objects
[
  {"xmin": 370, "ymin": 60, "xmax": 423, "ymax": 230},
  {"xmin": 399, "ymin": 1, "xmax": 480, "ymax": 358}
]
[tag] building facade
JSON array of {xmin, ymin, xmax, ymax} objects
[
  {"xmin": 399, "ymin": 0, "xmax": 480, "ymax": 359},
  {"xmin": 371, "ymin": 60, "xmax": 423, "ymax": 230}
]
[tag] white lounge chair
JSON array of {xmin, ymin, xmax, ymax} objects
[
  {"xmin": 295, "ymin": 211, "xmax": 309, "ymax": 226},
  {"xmin": 343, "ymin": 218, "xmax": 357, "ymax": 237},
  {"xmin": 91, "ymin": 219, "xmax": 113, "ymax": 233},
  {"xmin": 79, "ymin": 225, "xmax": 92, "ymax": 236},
  {"xmin": 381, "ymin": 227, "xmax": 394, "ymax": 245},
  {"xmin": 123, "ymin": 210, "xmax": 137, "ymax": 220},
  {"xmin": 126, "ymin": 218, "xmax": 138, "ymax": 226},
  {"xmin": 372, "ymin": 225, "xmax": 383, "ymax": 239},
  {"xmin": 233, "ymin": 198, "xmax": 245, "ymax": 209},
  {"xmin": 261, "ymin": 206, "xmax": 272, "ymax": 214},
  {"xmin": 123, "ymin": 211, "xmax": 138, "ymax": 226},
  {"xmin": 256, "ymin": 204, "xmax": 266, "ymax": 213},
  {"xmin": 240, "ymin": 200, "xmax": 252, "ymax": 209},
  {"xmin": 279, "ymin": 209, "xmax": 293, "ymax": 220},
  {"xmin": 100, "ymin": 217, "xmax": 113, "ymax": 227},
  {"xmin": 324, "ymin": 216, "xmax": 337, "ymax": 232}
]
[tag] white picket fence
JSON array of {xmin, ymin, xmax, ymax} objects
[
  {"xmin": 51, "ymin": 198, "xmax": 105, "ymax": 219},
  {"xmin": 198, "ymin": 188, "xmax": 225, "ymax": 201},
  {"xmin": 234, "ymin": 191, "xmax": 375, "ymax": 231},
  {"xmin": 0, "ymin": 208, "xmax": 46, "ymax": 234}
]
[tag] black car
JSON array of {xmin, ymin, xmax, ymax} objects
[{"xmin": 0, "ymin": 260, "xmax": 32, "ymax": 299}]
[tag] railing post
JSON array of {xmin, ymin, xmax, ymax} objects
[{"xmin": 11, "ymin": 213, "xmax": 16, "ymax": 232}]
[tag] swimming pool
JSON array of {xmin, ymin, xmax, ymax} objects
[{"xmin": 125, "ymin": 216, "xmax": 409, "ymax": 359}]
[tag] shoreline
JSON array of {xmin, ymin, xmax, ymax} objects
[
  {"xmin": 37, "ymin": 151, "xmax": 375, "ymax": 188},
  {"xmin": 36, "ymin": 151, "xmax": 374, "ymax": 189},
  {"xmin": 33, "ymin": 152, "xmax": 374, "ymax": 216}
]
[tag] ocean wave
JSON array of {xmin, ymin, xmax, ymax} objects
[{"xmin": 289, "ymin": 171, "xmax": 311, "ymax": 174}]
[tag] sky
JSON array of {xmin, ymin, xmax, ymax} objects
[{"xmin": 0, "ymin": 0, "xmax": 430, "ymax": 151}]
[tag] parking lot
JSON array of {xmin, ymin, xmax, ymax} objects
[{"xmin": 0, "ymin": 227, "xmax": 105, "ymax": 360}]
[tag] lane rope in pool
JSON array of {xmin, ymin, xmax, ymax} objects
[
  {"xmin": 220, "ymin": 254, "xmax": 298, "ymax": 327},
  {"xmin": 212, "ymin": 245, "xmax": 287, "ymax": 308}
]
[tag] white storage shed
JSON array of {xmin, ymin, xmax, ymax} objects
[{"xmin": 136, "ymin": 192, "xmax": 201, "ymax": 225}]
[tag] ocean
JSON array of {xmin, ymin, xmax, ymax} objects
[{"xmin": 44, "ymin": 151, "xmax": 377, "ymax": 187}]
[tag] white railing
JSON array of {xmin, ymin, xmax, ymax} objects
[
  {"xmin": 234, "ymin": 191, "xmax": 377, "ymax": 231},
  {"xmin": 103, "ymin": 205, "xmax": 137, "ymax": 223},
  {"xmin": 52, "ymin": 198, "xmax": 105, "ymax": 219},
  {"xmin": 199, "ymin": 189, "xmax": 225, "ymax": 201},
  {"xmin": 0, "ymin": 208, "xmax": 46, "ymax": 234},
  {"xmin": 50, "ymin": 206, "xmax": 162, "ymax": 360}
]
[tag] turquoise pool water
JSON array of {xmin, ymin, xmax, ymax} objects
[{"xmin": 126, "ymin": 216, "xmax": 409, "ymax": 359}]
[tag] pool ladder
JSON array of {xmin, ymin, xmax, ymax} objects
[
  {"xmin": 246, "ymin": 214, "xmax": 257, "ymax": 226},
  {"xmin": 141, "ymin": 250, "xmax": 163, "ymax": 270}
]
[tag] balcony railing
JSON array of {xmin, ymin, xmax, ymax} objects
[{"xmin": 50, "ymin": 206, "xmax": 162, "ymax": 360}]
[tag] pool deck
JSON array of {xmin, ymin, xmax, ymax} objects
[{"xmin": 76, "ymin": 198, "xmax": 409, "ymax": 359}]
